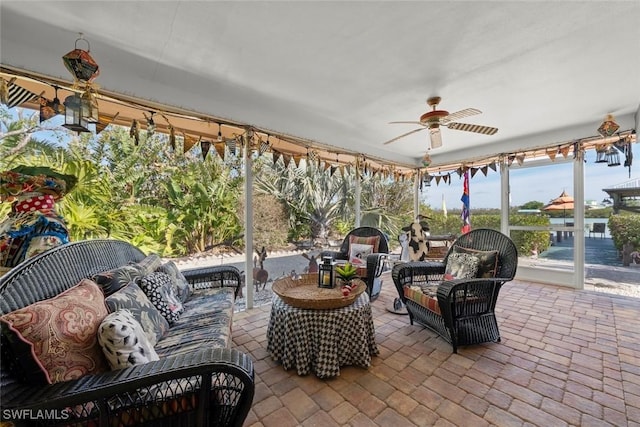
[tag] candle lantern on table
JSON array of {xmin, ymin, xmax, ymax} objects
[{"xmin": 318, "ymin": 257, "xmax": 336, "ymax": 289}]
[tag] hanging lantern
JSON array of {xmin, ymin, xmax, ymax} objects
[
  {"xmin": 62, "ymin": 35, "xmax": 100, "ymax": 82},
  {"xmin": 62, "ymin": 94, "xmax": 91, "ymax": 133},
  {"xmin": 594, "ymin": 145, "xmax": 608, "ymax": 163},
  {"xmin": 318, "ymin": 256, "xmax": 336, "ymax": 289},
  {"xmin": 597, "ymin": 114, "xmax": 619, "ymax": 137},
  {"xmin": 606, "ymin": 146, "xmax": 620, "ymax": 167}
]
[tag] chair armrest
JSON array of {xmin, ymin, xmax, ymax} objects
[
  {"xmin": 436, "ymin": 277, "xmax": 508, "ymax": 324},
  {"xmin": 366, "ymin": 253, "xmax": 388, "ymax": 278},
  {"xmin": 181, "ymin": 265, "xmax": 243, "ymax": 299},
  {"xmin": 2, "ymin": 348, "xmax": 254, "ymax": 427},
  {"xmin": 392, "ymin": 261, "xmax": 446, "ymax": 303},
  {"xmin": 319, "ymin": 250, "xmax": 347, "ymax": 260}
]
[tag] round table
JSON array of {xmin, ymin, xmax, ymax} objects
[{"xmin": 266, "ymin": 291, "xmax": 378, "ymax": 378}]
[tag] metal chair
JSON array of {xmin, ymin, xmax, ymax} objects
[{"xmin": 392, "ymin": 228, "xmax": 518, "ymax": 352}]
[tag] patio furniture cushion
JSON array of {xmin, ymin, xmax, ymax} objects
[
  {"xmin": 105, "ymin": 282, "xmax": 169, "ymax": 346},
  {"xmin": 349, "ymin": 234, "xmax": 381, "ymax": 253},
  {"xmin": 93, "ymin": 264, "xmax": 144, "ymax": 296},
  {"xmin": 157, "ymin": 261, "xmax": 192, "ymax": 302},
  {"xmin": 98, "ymin": 309, "xmax": 159, "ymax": 370},
  {"xmin": 136, "ymin": 253, "xmax": 163, "ymax": 275},
  {"xmin": 138, "ymin": 272, "xmax": 185, "ymax": 324},
  {"xmin": 453, "ymin": 246, "xmax": 499, "ymax": 278},
  {"xmin": 443, "ymin": 252, "xmax": 480, "ymax": 280},
  {"xmin": 404, "ymin": 284, "xmax": 441, "ymax": 315},
  {"xmin": 154, "ymin": 287, "xmax": 236, "ymax": 357},
  {"xmin": 0, "ymin": 279, "xmax": 108, "ymax": 384}
]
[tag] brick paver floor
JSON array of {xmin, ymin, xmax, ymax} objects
[{"xmin": 232, "ymin": 273, "xmax": 640, "ymax": 426}]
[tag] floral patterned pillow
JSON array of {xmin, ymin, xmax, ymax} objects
[
  {"xmin": 157, "ymin": 261, "xmax": 192, "ymax": 302},
  {"xmin": 105, "ymin": 282, "xmax": 169, "ymax": 346},
  {"xmin": 93, "ymin": 264, "xmax": 144, "ymax": 296},
  {"xmin": 139, "ymin": 272, "xmax": 185, "ymax": 325},
  {"xmin": 444, "ymin": 252, "xmax": 480, "ymax": 281},
  {"xmin": 0, "ymin": 279, "xmax": 108, "ymax": 384}
]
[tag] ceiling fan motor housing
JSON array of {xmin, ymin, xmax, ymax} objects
[{"xmin": 420, "ymin": 110, "xmax": 449, "ymax": 128}]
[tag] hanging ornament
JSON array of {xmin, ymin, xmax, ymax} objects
[
  {"xmin": 143, "ymin": 111, "xmax": 156, "ymax": 137},
  {"xmin": 422, "ymin": 152, "xmax": 431, "ymax": 167},
  {"xmin": 62, "ymin": 34, "xmax": 100, "ymax": 83},
  {"xmin": 215, "ymin": 142, "xmax": 226, "ymax": 160},
  {"xmin": 130, "ymin": 120, "xmax": 139, "ymax": 146}
]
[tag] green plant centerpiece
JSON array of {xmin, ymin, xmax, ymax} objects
[{"xmin": 336, "ymin": 262, "xmax": 359, "ymax": 296}]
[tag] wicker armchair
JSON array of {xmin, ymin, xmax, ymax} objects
[
  {"xmin": 320, "ymin": 227, "xmax": 389, "ymax": 301},
  {"xmin": 392, "ymin": 228, "xmax": 518, "ymax": 352}
]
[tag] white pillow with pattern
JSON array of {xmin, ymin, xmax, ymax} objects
[{"xmin": 98, "ymin": 309, "xmax": 159, "ymax": 370}]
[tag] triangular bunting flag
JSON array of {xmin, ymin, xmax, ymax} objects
[
  {"xmin": 282, "ymin": 153, "xmax": 292, "ymax": 168},
  {"xmin": 3, "ymin": 81, "xmax": 39, "ymax": 108},
  {"xmin": 507, "ymin": 155, "xmax": 515, "ymax": 166},
  {"xmin": 200, "ymin": 140, "xmax": 211, "ymax": 160},
  {"xmin": 96, "ymin": 112, "xmax": 119, "ymax": 134},
  {"xmin": 560, "ymin": 146, "xmax": 571, "ymax": 158},
  {"xmin": 323, "ymin": 161, "xmax": 331, "ymax": 172},
  {"xmin": 456, "ymin": 168, "xmax": 463, "ymax": 177},
  {"xmin": 330, "ymin": 166, "xmax": 337, "ymax": 176},
  {"xmin": 546, "ymin": 148, "xmax": 557, "ymax": 161},
  {"xmin": 435, "ymin": 175, "xmax": 442, "ymax": 185},
  {"xmin": 259, "ymin": 139, "xmax": 270, "ymax": 155},
  {"xmin": 272, "ymin": 150, "xmax": 281, "ymax": 165},
  {"xmin": 481, "ymin": 165, "xmax": 489, "ymax": 176},
  {"xmin": 488, "ymin": 161, "xmax": 497, "ymax": 172},
  {"xmin": 443, "ymin": 174, "xmax": 450, "ymax": 184},
  {"xmin": 471, "ymin": 167, "xmax": 479, "ymax": 178},
  {"xmin": 227, "ymin": 138, "xmax": 236, "ymax": 156},
  {"xmin": 516, "ymin": 154, "xmax": 525, "ymax": 165},
  {"xmin": 39, "ymin": 96, "xmax": 62, "ymax": 123},
  {"xmin": 215, "ymin": 142, "xmax": 226, "ymax": 159},
  {"xmin": 293, "ymin": 154, "xmax": 303, "ymax": 168},
  {"xmin": 183, "ymin": 133, "xmax": 198, "ymax": 153}
]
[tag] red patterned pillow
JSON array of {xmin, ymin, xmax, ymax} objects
[{"xmin": 0, "ymin": 279, "xmax": 109, "ymax": 384}]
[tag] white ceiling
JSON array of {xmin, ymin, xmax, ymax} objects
[{"xmin": 1, "ymin": 1, "xmax": 639, "ymax": 168}]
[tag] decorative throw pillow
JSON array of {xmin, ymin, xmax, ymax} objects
[
  {"xmin": 138, "ymin": 272, "xmax": 185, "ymax": 324},
  {"xmin": 348, "ymin": 235, "xmax": 380, "ymax": 254},
  {"xmin": 105, "ymin": 282, "xmax": 169, "ymax": 346},
  {"xmin": 444, "ymin": 252, "xmax": 480, "ymax": 281},
  {"xmin": 348, "ymin": 243, "xmax": 374, "ymax": 267},
  {"xmin": 0, "ymin": 279, "xmax": 108, "ymax": 384},
  {"xmin": 157, "ymin": 261, "xmax": 192, "ymax": 302},
  {"xmin": 453, "ymin": 246, "xmax": 499, "ymax": 278},
  {"xmin": 93, "ymin": 264, "xmax": 144, "ymax": 296},
  {"xmin": 98, "ymin": 309, "xmax": 159, "ymax": 370},
  {"xmin": 135, "ymin": 253, "xmax": 163, "ymax": 275}
]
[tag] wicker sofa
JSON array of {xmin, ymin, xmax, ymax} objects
[{"xmin": 0, "ymin": 239, "xmax": 254, "ymax": 427}]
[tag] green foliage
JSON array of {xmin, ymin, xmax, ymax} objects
[
  {"xmin": 520, "ymin": 201, "xmax": 544, "ymax": 210},
  {"xmin": 608, "ymin": 213, "xmax": 640, "ymax": 251},
  {"xmin": 508, "ymin": 215, "xmax": 552, "ymax": 256}
]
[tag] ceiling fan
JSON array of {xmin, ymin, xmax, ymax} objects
[{"xmin": 383, "ymin": 96, "xmax": 498, "ymax": 149}]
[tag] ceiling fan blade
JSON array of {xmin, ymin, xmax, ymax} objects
[
  {"xmin": 446, "ymin": 122, "xmax": 498, "ymax": 135},
  {"xmin": 389, "ymin": 121, "xmax": 425, "ymax": 126},
  {"xmin": 430, "ymin": 128, "xmax": 443, "ymax": 148},
  {"xmin": 441, "ymin": 108, "xmax": 481, "ymax": 124},
  {"xmin": 383, "ymin": 128, "xmax": 426, "ymax": 145}
]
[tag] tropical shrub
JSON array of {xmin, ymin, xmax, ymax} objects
[{"xmin": 608, "ymin": 213, "xmax": 640, "ymax": 251}]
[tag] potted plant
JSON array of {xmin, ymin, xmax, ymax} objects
[{"xmin": 335, "ymin": 262, "xmax": 358, "ymax": 296}]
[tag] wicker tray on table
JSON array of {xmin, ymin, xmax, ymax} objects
[{"xmin": 272, "ymin": 274, "xmax": 365, "ymax": 309}]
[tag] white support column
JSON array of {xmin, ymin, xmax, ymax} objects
[
  {"xmin": 414, "ymin": 170, "xmax": 420, "ymax": 218},
  {"xmin": 500, "ymin": 159, "xmax": 510, "ymax": 235},
  {"xmin": 354, "ymin": 165, "xmax": 361, "ymax": 227},
  {"xmin": 243, "ymin": 130, "xmax": 254, "ymax": 308},
  {"xmin": 573, "ymin": 147, "xmax": 585, "ymax": 290}
]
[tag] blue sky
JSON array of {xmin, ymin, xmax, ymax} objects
[{"xmin": 422, "ymin": 149, "xmax": 638, "ymax": 210}]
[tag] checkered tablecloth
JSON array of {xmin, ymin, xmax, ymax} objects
[{"xmin": 267, "ymin": 292, "xmax": 379, "ymax": 378}]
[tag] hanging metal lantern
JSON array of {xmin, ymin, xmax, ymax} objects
[
  {"xmin": 606, "ymin": 146, "xmax": 620, "ymax": 167},
  {"xmin": 594, "ymin": 145, "xmax": 608, "ymax": 163},
  {"xmin": 62, "ymin": 35, "xmax": 100, "ymax": 82},
  {"xmin": 62, "ymin": 94, "xmax": 91, "ymax": 133}
]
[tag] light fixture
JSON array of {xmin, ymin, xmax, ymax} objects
[
  {"xmin": 606, "ymin": 146, "xmax": 620, "ymax": 167},
  {"xmin": 62, "ymin": 94, "xmax": 91, "ymax": 133},
  {"xmin": 422, "ymin": 152, "xmax": 431, "ymax": 167},
  {"xmin": 598, "ymin": 114, "xmax": 619, "ymax": 137},
  {"xmin": 62, "ymin": 34, "xmax": 100, "ymax": 83},
  {"xmin": 81, "ymin": 88, "xmax": 99, "ymax": 123},
  {"xmin": 594, "ymin": 145, "xmax": 608, "ymax": 163},
  {"xmin": 318, "ymin": 257, "xmax": 336, "ymax": 289}
]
